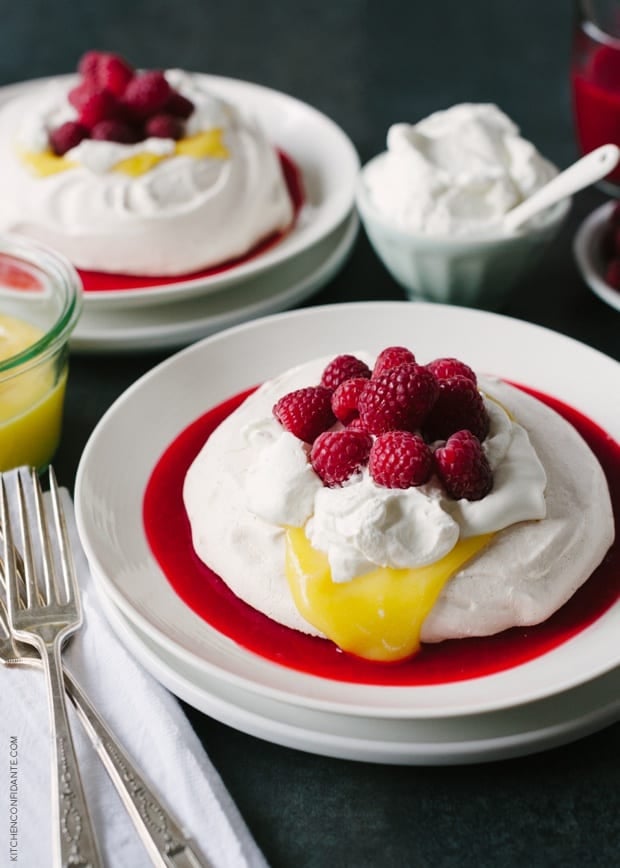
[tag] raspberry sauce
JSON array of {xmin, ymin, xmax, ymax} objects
[
  {"xmin": 142, "ymin": 385, "xmax": 620, "ymax": 686},
  {"xmin": 78, "ymin": 150, "xmax": 304, "ymax": 293}
]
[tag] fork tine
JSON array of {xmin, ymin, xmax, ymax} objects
[
  {"xmin": 0, "ymin": 594, "xmax": 11, "ymax": 641},
  {"xmin": 14, "ymin": 471, "xmax": 44, "ymax": 610},
  {"xmin": 48, "ymin": 467, "xmax": 78, "ymax": 608},
  {"xmin": 0, "ymin": 477, "xmax": 21, "ymax": 621},
  {"xmin": 0, "ymin": 523, "xmax": 43, "ymax": 607},
  {"xmin": 28, "ymin": 467, "xmax": 58, "ymax": 605}
]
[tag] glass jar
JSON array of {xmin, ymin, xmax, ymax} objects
[
  {"xmin": 0, "ymin": 233, "xmax": 82, "ymax": 471},
  {"xmin": 571, "ymin": 0, "xmax": 620, "ymax": 191}
]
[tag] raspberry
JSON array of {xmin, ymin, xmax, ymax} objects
[
  {"xmin": 423, "ymin": 376, "xmax": 489, "ymax": 442},
  {"xmin": 426, "ymin": 357, "xmax": 477, "ymax": 385},
  {"xmin": 331, "ymin": 377, "xmax": 368, "ymax": 424},
  {"xmin": 358, "ymin": 363, "xmax": 439, "ymax": 435},
  {"xmin": 96, "ymin": 53, "xmax": 134, "ymax": 96},
  {"xmin": 49, "ymin": 121, "xmax": 89, "ymax": 156},
  {"xmin": 77, "ymin": 50, "xmax": 105, "ymax": 80},
  {"xmin": 320, "ymin": 354, "xmax": 371, "ymax": 390},
  {"xmin": 369, "ymin": 431, "xmax": 433, "ymax": 489},
  {"xmin": 122, "ymin": 70, "xmax": 172, "ymax": 119},
  {"xmin": 68, "ymin": 81, "xmax": 94, "ymax": 111},
  {"xmin": 273, "ymin": 386, "xmax": 335, "ymax": 443},
  {"xmin": 77, "ymin": 87, "xmax": 120, "ymax": 129},
  {"xmin": 145, "ymin": 113, "xmax": 185, "ymax": 140},
  {"xmin": 434, "ymin": 430, "xmax": 493, "ymax": 501},
  {"xmin": 372, "ymin": 346, "xmax": 416, "ymax": 378},
  {"xmin": 91, "ymin": 119, "xmax": 142, "ymax": 143},
  {"xmin": 165, "ymin": 91, "xmax": 195, "ymax": 119},
  {"xmin": 346, "ymin": 417, "xmax": 368, "ymax": 431},
  {"xmin": 310, "ymin": 430, "xmax": 372, "ymax": 487}
]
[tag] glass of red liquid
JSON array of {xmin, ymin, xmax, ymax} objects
[{"xmin": 571, "ymin": 0, "xmax": 620, "ymax": 191}]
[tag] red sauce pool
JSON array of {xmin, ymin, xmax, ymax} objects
[
  {"xmin": 78, "ymin": 151, "xmax": 304, "ymax": 293},
  {"xmin": 143, "ymin": 385, "xmax": 620, "ymax": 686},
  {"xmin": 572, "ymin": 40, "xmax": 620, "ymax": 184}
]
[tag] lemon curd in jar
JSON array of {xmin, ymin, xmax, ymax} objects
[{"xmin": 0, "ymin": 313, "xmax": 67, "ymax": 471}]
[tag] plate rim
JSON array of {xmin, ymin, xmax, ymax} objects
[
  {"xmin": 574, "ymin": 201, "xmax": 620, "ymax": 313},
  {"xmin": 98, "ymin": 579, "xmax": 620, "ymax": 764},
  {"xmin": 69, "ymin": 211, "xmax": 358, "ymax": 353},
  {"xmin": 74, "ymin": 301, "xmax": 620, "ymax": 719}
]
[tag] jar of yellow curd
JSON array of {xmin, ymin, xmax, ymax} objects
[{"xmin": 0, "ymin": 234, "xmax": 81, "ymax": 471}]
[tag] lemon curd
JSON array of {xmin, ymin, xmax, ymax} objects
[
  {"xmin": 20, "ymin": 128, "xmax": 230, "ymax": 179},
  {"xmin": 285, "ymin": 526, "xmax": 493, "ymax": 662},
  {"xmin": 0, "ymin": 314, "xmax": 67, "ymax": 471}
]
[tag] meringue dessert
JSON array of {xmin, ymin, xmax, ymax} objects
[
  {"xmin": 0, "ymin": 51, "xmax": 294, "ymax": 276},
  {"xmin": 183, "ymin": 348, "xmax": 615, "ymax": 663}
]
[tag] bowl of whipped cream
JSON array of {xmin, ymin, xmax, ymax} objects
[{"xmin": 356, "ymin": 103, "xmax": 570, "ymax": 309}]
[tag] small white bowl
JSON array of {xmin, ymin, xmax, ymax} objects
[
  {"xmin": 356, "ymin": 154, "xmax": 571, "ymax": 309},
  {"xmin": 573, "ymin": 201, "xmax": 620, "ymax": 313}
]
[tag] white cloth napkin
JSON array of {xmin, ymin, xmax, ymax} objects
[{"xmin": 0, "ymin": 470, "xmax": 268, "ymax": 868}]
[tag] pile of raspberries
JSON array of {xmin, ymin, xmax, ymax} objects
[
  {"xmin": 49, "ymin": 51, "xmax": 195, "ymax": 156},
  {"xmin": 273, "ymin": 346, "xmax": 494, "ymax": 501}
]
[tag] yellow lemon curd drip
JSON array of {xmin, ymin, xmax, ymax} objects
[
  {"xmin": 285, "ymin": 526, "xmax": 494, "ymax": 662},
  {"xmin": 20, "ymin": 150, "xmax": 78, "ymax": 176},
  {"xmin": 20, "ymin": 127, "xmax": 230, "ymax": 178},
  {"xmin": 0, "ymin": 315, "xmax": 67, "ymax": 471}
]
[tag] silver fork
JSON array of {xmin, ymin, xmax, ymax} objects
[
  {"xmin": 0, "ymin": 468, "xmax": 209, "ymax": 868},
  {"xmin": 1, "ymin": 466, "xmax": 101, "ymax": 867}
]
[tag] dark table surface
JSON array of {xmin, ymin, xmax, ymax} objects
[{"xmin": 3, "ymin": 1, "xmax": 620, "ymax": 865}]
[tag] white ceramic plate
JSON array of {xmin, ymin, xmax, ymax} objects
[
  {"xmin": 574, "ymin": 201, "xmax": 620, "ymax": 312},
  {"xmin": 0, "ymin": 75, "xmax": 360, "ymax": 309},
  {"xmin": 74, "ymin": 302, "xmax": 620, "ymax": 719},
  {"xmin": 97, "ymin": 581, "xmax": 620, "ymax": 764},
  {"xmin": 70, "ymin": 212, "xmax": 358, "ymax": 353}
]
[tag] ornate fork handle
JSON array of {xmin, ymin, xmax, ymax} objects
[
  {"xmin": 63, "ymin": 666, "xmax": 209, "ymax": 868},
  {"xmin": 41, "ymin": 637, "xmax": 102, "ymax": 868}
]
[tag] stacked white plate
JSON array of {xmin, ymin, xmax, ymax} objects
[
  {"xmin": 0, "ymin": 75, "xmax": 360, "ymax": 353},
  {"xmin": 75, "ymin": 303, "xmax": 620, "ymax": 764}
]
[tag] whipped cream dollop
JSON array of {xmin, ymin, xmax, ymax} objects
[
  {"xmin": 0, "ymin": 71, "xmax": 294, "ymax": 275},
  {"xmin": 183, "ymin": 354, "xmax": 614, "ymax": 642},
  {"xmin": 362, "ymin": 103, "xmax": 558, "ymax": 237}
]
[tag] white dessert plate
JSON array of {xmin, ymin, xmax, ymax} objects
[
  {"xmin": 574, "ymin": 201, "xmax": 620, "ymax": 312},
  {"xmin": 0, "ymin": 75, "xmax": 360, "ymax": 309},
  {"xmin": 97, "ymin": 580, "xmax": 620, "ymax": 765},
  {"xmin": 75, "ymin": 302, "xmax": 620, "ymax": 719},
  {"xmin": 70, "ymin": 211, "xmax": 358, "ymax": 353}
]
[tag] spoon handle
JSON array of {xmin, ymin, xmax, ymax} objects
[{"xmin": 503, "ymin": 144, "xmax": 620, "ymax": 232}]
